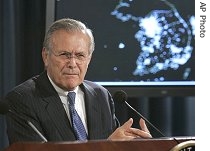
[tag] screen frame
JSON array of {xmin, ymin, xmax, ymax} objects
[{"xmin": 105, "ymin": 85, "xmax": 194, "ymax": 97}]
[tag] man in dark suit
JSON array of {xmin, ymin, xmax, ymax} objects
[{"xmin": 5, "ymin": 18, "xmax": 152, "ymax": 144}]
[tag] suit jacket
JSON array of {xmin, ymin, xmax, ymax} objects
[{"xmin": 5, "ymin": 71, "xmax": 119, "ymax": 144}]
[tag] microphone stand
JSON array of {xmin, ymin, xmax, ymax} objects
[
  {"xmin": 125, "ymin": 101, "xmax": 165, "ymax": 137},
  {"xmin": 125, "ymin": 101, "xmax": 180, "ymax": 144},
  {"xmin": 8, "ymin": 109, "xmax": 48, "ymax": 142}
]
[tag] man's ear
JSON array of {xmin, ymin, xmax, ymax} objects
[{"xmin": 42, "ymin": 47, "xmax": 49, "ymax": 67}]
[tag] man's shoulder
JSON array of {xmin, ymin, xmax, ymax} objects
[
  {"xmin": 83, "ymin": 80, "xmax": 106, "ymax": 90},
  {"xmin": 13, "ymin": 77, "xmax": 36, "ymax": 91},
  {"xmin": 7, "ymin": 73, "xmax": 44, "ymax": 95},
  {"xmin": 82, "ymin": 80, "xmax": 111, "ymax": 99},
  {"xmin": 11, "ymin": 71, "xmax": 47, "ymax": 91},
  {"xmin": 83, "ymin": 80, "xmax": 111, "ymax": 94}
]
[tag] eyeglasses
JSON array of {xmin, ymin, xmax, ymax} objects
[{"xmin": 50, "ymin": 50, "xmax": 90, "ymax": 64}]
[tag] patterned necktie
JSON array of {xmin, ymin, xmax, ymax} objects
[{"xmin": 67, "ymin": 92, "xmax": 87, "ymax": 140}]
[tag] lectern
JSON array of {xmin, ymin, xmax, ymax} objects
[{"xmin": 4, "ymin": 137, "xmax": 195, "ymax": 151}]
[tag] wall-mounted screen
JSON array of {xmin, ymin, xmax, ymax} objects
[{"xmin": 46, "ymin": 0, "xmax": 195, "ymax": 97}]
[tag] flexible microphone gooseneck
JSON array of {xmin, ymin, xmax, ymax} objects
[
  {"xmin": 0, "ymin": 101, "xmax": 48, "ymax": 142},
  {"xmin": 113, "ymin": 90, "xmax": 181, "ymax": 144},
  {"xmin": 113, "ymin": 90, "xmax": 166, "ymax": 137}
]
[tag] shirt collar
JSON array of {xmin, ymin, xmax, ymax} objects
[{"xmin": 47, "ymin": 74, "xmax": 79, "ymax": 96}]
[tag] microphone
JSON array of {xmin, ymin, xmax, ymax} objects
[
  {"xmin": 113, "ymin": 90, "xmax": 166, "ymax": 137},
  {"xmin": 0, "ymin": 101, "xmax": 48, "ymax": 142}
]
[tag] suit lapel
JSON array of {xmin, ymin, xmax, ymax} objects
[
  {"xmin": 81, "ymin": 82, "xmax": 103, "ymax": 139},
  {"xmin": 44, "ymin": 95, "xmax": 76, "ymax": 140},
  {"xmin": 35, "ymin": 71, "xmax": 76, "ymax": 140}
]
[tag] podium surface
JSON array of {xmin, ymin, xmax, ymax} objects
[{"xmin": 4, "ymin": 137, "xmax": 195, "ymax": 151}]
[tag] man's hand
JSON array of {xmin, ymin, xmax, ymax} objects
[{"xmin": 108, "ymin": 118, "xmax": 152, "ymax": 140}]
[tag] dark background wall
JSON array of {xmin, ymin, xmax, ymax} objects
[
  {"xmin": 0, "ymin": 0, "xmax": 194, "ymax": 150},
  {"xmin": 0, "ymin": 0, "xmax": 46, "ymax": 150}
]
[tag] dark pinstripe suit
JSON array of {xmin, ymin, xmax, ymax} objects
[{"xmin": 5, "ymin": 71, "xmax": 119, "ymax": 144}]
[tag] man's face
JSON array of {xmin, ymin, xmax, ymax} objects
[{"xmin": 42, "ymin": 29, "xmax": 91, "ymax": 91}]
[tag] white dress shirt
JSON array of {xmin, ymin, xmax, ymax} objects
[{"xmin": 48, "ymin": 76, "xmax": 88, "ymax": 134}]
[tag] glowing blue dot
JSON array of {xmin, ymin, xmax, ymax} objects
[
  {"xmin": 118, "ymin": 43, "xmax": 125, "ymax": 49},
  {"xmin": 113, "ymin": 67, "xmax": 118, "ymax": 71}
]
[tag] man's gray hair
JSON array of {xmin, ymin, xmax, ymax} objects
[{"xmin": 43, "ymin": 18, "xmax": 95, "ymax": 54}]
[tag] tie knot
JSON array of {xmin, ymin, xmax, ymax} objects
[{"xmin": 68, "ymin": 92, "xmax": 76, "ymax": 105}]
